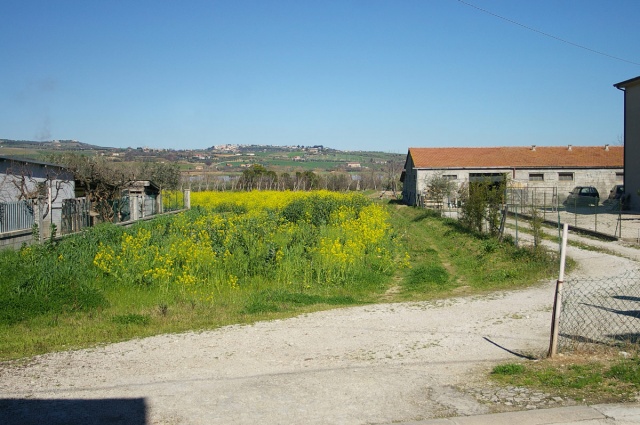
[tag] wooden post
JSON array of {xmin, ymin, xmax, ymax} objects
[
  {"xmin": 548, "ymin": 223, "xmax": 569, "ymax": 358},
  {"xmin": 38, "ymin": 198, "xmax": 45, "ymax": 243}
]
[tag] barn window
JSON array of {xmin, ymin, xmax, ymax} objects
[
  {"xmin": 528, "ymin": 173, "xmax": 544, "ymax": 181},
  {"xmin": 558, "ymin": 172, "xmax": 574, "ymax": 181},
  {"xmin": 442, "ymin": 174, "xmax": 457, "ymax": 180}
]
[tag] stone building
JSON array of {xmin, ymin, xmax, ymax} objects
[{"xmin": 401, "ymin": 145, "xmax": 623, "ymax": 207}]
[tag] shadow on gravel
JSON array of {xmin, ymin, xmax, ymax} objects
[
  {"xmin": 583, "ymin": 303, "xmax": 640, "ymax": 319},
  {"xmin": 0, "ymin": 397, "xmax": 147, "ymax": 425},
  {"xmin": 483, "ymin": 337, "xmax": 537, "ymax": 360}
]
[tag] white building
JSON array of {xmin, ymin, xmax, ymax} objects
[
  {"xmin": 0, "ymin": 156, "xmax": 75, "ymax": 240},
  {"xmin": 614, "ymin": 76, "xmax": 640, "ymax": 211}
]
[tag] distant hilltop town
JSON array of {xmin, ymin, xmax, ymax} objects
[{"xmin": 0, "ymin": 139, "xmax": 402, "ymax": 175}]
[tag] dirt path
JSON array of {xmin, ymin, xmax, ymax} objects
[{"xmin": 1, "ymin": 238, "xmax": 637, "ymax": 425}]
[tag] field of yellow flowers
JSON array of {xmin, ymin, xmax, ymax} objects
[{"xmin": 92, "ymin": 191, "xmax": 400, "ymax": 303}]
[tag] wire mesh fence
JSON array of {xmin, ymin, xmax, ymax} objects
[
  {"xmin": 430, "ymin": 184, "xmax": 640, "ymax": 241},
  {"xmin": 558, "ymin": 269, "xmax": 640, "ymax": 353},
  {"xmin": 162, "ymin": 190, "xmax": 185, "ymax": 212}
]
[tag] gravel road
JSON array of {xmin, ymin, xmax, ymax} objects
[{"xmin": 1, "ymin": 234, "xmax": 637, "ymax": 425}]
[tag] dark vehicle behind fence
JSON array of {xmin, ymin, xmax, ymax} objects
[
  {"xmin": 603, "ymin": 184, "xmax": 629, "ymax": 210},
  {"xmin": 604, "ymin": 184, "xmax": 624, "ymax": 204},
  {"xmin": 563, "ymin": 186, "xmax": 600, "ymax": 207}
]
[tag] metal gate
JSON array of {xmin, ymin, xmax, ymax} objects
[
  {"xmin": 61, "ymin": 198, "xmax": 91, "ymax": 235},
  {"xmin": 0, "ymin": 200, "xmax": 35, "ymax": 233}
]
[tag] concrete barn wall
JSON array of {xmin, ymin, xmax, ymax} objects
[{"xmin": 408, "ymin": 168, "xmax": 622, "ymax": 206}]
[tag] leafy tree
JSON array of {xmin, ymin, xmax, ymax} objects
[
  {"xmin": 529, "ymin": 204, "xmax": 543, "ymax": 251},
  {"xmin": 458, "ymin": 182, "xmax": 485, "ymax": 233},
  {"xmin": 279, "ymin": 172, "xmax": 293, "ymax": 190},
  {"xmin": 240, "ymin": 164, "xmax": 268, "ymax": 190},
  {"xmin": 425, "ymin": 172, "xmax": 456, "ymax": 215},
  {"xmin": 139, "ymin": 162, "xmax": 180, "ymax": 190},
  {"xmin": 458, "ymin": 179, "xmax": 505, "ymax": 235}
]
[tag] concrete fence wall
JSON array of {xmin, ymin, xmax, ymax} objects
[{"xmin": 0, "ymin": 190, "xmax": 191, "ymax": 251}]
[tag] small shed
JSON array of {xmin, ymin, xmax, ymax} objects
[{"xmin": 122, "ymin": 180, "xmax": 162, "ymax": 220}]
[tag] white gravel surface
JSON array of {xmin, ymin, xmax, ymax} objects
[{"xmin": 1, "ymin": 234, "xmax": 638, "ymax": 425}]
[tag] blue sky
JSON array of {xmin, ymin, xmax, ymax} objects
[{"xmin": 1, "ymin": 0, "xmax": 639, "ymax": 152}]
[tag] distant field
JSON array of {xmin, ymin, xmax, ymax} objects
[
  {"xmin": 0, "ymin": 148, "xmax": 46, "ymax": 158},
  {"xmin": 267, "ymin": 160, "xmax": 341, "ymax": 170}
]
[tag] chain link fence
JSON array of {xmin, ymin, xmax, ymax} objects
[
  {"xmin": 433, "ymin": 184, "xmax": 640, "ymax": 241},
  {"xmin": 558, "ymin": 269, "xmax": 640, "ymax": 353}
]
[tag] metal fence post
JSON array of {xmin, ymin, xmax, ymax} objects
[
  {"xmin": 557, "ymin": 198, "xmax": 562, "ymax": 253},
  {"xmin": 618, "ymin": 205, "xmax": 622, "ymax": 239},
  {"xmin": 548, "ymin": 223, "xmax": 569, "ymax": 358},
  {"xmin": 514, "ymin": 203, "xmax": 519, "ymax": 247}
]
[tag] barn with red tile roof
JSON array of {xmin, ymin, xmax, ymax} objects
[{"xmin": 401, "ymin": 145, "xmax": 623, "ymax": 206}]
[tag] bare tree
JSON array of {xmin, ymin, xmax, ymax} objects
[
  {"xmin": 0, "ymin": 158, "xmax": 73, "ymax": 221},
  {"xmin": 45, "ymin": 153, "xmax": 133, "ymax": 222},
  {"xmin": 383, "ymin": 159, "xmax": 404, "ymax": 197}
]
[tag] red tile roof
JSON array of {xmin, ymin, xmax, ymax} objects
[{"xmin": 408, "ymin": 146, "xmax": 623, "ymax": 169}]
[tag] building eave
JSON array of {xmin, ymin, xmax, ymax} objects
[{"xmin": 614, "ymin": 75, "xmax": 640, "ymax": 90}]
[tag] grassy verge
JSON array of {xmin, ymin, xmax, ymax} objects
[
  {"xmin": 0, "ymin": 201, "xmax": 560, "ymax": 361},
  {"xmin": 491, "ymin": 349, "xmax": 640, "ymax": 404},
  {"xmin": 392, "ymin": 207, "xmax": 560, "ymax": 301}
]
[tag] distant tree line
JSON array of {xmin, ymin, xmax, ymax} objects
[{"xmin": 185, "ymin": 162, "xmax": 403, "ymax": 195}]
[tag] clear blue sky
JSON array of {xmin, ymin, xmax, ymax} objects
[{"xmin": 1, "ymin": 0, "xmax": 639, "ymax": 152}]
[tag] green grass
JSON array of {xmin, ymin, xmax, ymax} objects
[
  {"xmin": 0, "ymin": 203, "xmax": 561, "ymax": 360},
  {"xmin": 391, "ymin": 207, "xmax": 560, "ymax": 300},
  {"xmin": 112, "ymin": 313, "xmax": 151, "ymax": 326},
  {"xmin": 492, "ymin": 363, "xmax": 526, "ymax": 375},
  {"xmin": 491, "ymin": 353, "xmax": 640, "ymax": 403}
]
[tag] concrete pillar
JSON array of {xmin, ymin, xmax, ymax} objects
[
  {"xmin": 183, "ymin": 189, "xmax": 191, "ymax": 209},
  {"xmin": 131, "ymin": 196, "xmax": 139, "ymax": 221}
]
